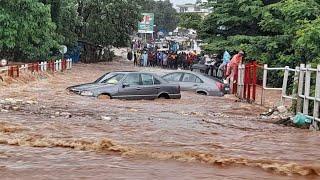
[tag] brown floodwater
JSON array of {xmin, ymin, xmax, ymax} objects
[{"xmin": 0, "ymin": 60, "xmax": 319, "ymax": 179}]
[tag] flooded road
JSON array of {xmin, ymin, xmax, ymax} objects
[{"xmin": 0, "ymin": 60, "xmax": 320, "ymax": 179}]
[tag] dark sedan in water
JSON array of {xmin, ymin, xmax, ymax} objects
[
  {"xmin": 68, "ymin": 71, "xmax": 181, "ymax": 100},
  {"xmin": 162, "ymin": 71, "xmax": 229, "ymax": 96}
]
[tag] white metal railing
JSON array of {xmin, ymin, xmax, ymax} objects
[
  {"xmin": 237, "ymin": 64, "xmax": 245, "ymax": 99},
  {"xmin": 261, "ymin": 64, "xmax": 320, "ymax": 129},
  {"xmin": 0, "ymin": 59, "xmax": 73, "ymax": 75}
]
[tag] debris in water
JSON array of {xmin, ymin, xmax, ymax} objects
[
  {"xmin": 101, "ymin": 116, "xmax": 112, "ymax": 121},
  {"xmin": 277, "ymin": 106, "xmax": 288, "ymax": 114}
]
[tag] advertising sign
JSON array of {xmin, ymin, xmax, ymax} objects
[{"xmin": 138, "ymin": 13, "xmax": 155, "ymax": 34}]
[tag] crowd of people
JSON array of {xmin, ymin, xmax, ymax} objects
[
  {"xmin": 127, "ymin": 46, "xmax": 245, "ymax": 82},
  {"xmin": 127, "ymin": 49, "xmax": 199, "ymax": 70}
]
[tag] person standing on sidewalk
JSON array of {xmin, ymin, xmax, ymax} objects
[
  {"xmin": 127, "ymin": 49, "xmax": 133, "ymax": 61},
  {"xmin": 218, "ymin": 50, "xmax": 231, "ymax": 77},
  {"xmin": 226, "ymin": 50, "xmax": 245, "ymax": 82},
  {"xmin": 162, "ymin": 52, "xmax": 168, "ymax": 68},
  {"xmin": 142, "ymin": 51, "xmax": 148, "ymax": 67},
  {"xmin": 133, "ymin": 52, "xmax": 138, "ymax": 66}
]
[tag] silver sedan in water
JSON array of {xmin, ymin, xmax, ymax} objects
[
  {"xmin": 68, "ymin": 71, "xmax": 181, "ymax": 100},
  {"xmin": 162, "ymin": 71, "xmax": 229, "ymax": 96}
]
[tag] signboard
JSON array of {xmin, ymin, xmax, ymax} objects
[
  {"xmin": 138, "ymin": 13, "xmax": 155, "ymax": 34},
  {"xmin": 59, "ymin": 45, "xmax": 67, "ymax": 54},
  {"xmin": 0, "ymin": 59, "xmax": 7, "ymax": 67}
]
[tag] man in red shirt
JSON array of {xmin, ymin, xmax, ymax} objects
[{"xmin": 226, "ymin": 51, "xmax": 244, "ymax": 81}]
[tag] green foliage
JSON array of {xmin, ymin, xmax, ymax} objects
[
  {"xmin": 42, "ymin": 0, "xmax": 81, "ymax": 46},
  {"xmin": 0, "ymin": 0, "xmax": 58, "ymax": 61},
  {"xmin": 0, "ymin": 0, "xmax": 143, "ymax": 62},
  {"xmin": 201, "ymin": 0, "xmax": 320, "ymax": 67},
  {"xmin": 77, "ymin": 0, "xmax": 141, "ymax": 47},
  {"xmin": 178, "ymin": 13, "xmax": 203, "ymax": 30},
  {"xmin": 141, "ymin": 0, "xmax": 178, "ymax": 32}
]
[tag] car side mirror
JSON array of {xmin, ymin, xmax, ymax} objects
[{"xmin": 122, "ymin": 83, "xmax": 130, "ymax": 88}]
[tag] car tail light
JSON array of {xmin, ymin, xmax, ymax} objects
[{"xmin": 215, "ymin": 82, "xmax": 224, "ymax": 90}]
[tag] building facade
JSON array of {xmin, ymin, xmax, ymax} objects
[{"xmin": 176, "ymin": 0, "xmax": 211, "ymax": 16}]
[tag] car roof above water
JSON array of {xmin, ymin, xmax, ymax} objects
[{"xmin": 163, "ymin": 70, "xmax": 222, "ymax": 83}]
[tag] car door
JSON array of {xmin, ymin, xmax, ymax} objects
[
  {"xmin": 117, "ymin": 73, "xmax": 142, "ymax": 100},
  {"xmin": 180, "ymin": 73, "xmax": 203, "ymax": 91},
  {"xmin": 140, "ymin": 73, "xmax": 158, "ymax": 99}
]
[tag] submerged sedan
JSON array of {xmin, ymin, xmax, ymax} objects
[
  {"xmin": 162, "ymin": 71, "xmax": 229, "ymax": 96},
  {"xmin": 68, "ymin": 71, "xmax": 181, "ymax": 100}
]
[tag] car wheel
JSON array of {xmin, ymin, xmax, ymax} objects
[
  {"xmin": 158, "ymin": 93, "xmax": 170, "ymax": 99},
  {"xmin": 98, "ymin": 94, "xmax": 111, "ymax": 100},
  {"xmin": 197, "ymin": 91, "xmax": 207, "ymax": 96}
]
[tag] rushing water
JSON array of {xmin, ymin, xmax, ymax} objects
[{"xmin": 0, "ymin": 61, "xmax": 320, "ymax": 179}]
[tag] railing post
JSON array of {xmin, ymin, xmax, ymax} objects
[
  {"xmin": 292, "ymin": 66, "xmax": 299, "ymax": 112},
  {"xmin": 292, "ymin": 66, "xmax": 299, "ymax": 96},
  {"xmin": 59, "ymin": 59, "xmax": 62, "ymax": 71},
  {"xmin": 33, "ymin": 63, "xmax": 38, "ymax": 72},
  {"xmin": 261, "ymin": 64, "xmax": 268, "ymax": 105},
  {"xmin": 24, "ymin": 64, "xmax": 28, "ymax": 72},
  {"xmin": 62, "ymin": 59, "xmax": 66, "ymax": 71},
  {"xmin": 44, "ymin": 61, "xmax": 47, "ymax": 72},
  {"xmin": 230, "ymin": 71, "xmax": 234, "ymax": 94},
  {"xmin": 303, "ymin": 64, "xmax": 311, "ymax": 115},
  {"xmin": 16, "ymin": 66, "xmax": 19, "ymax": 78},
  {"xmin": 297, "ymin": 64, "xmax": 305, "ymax": 113},
  {"xmin": 246, "ymin": 64, "xmax": 251, "ymax": 102},
  {"xmin": 66, "ymin": 59, "xmax": 70, "ymax": 69},
  {"xmin": 237, "ymin": 64, "xmax": 243, "ymax": 98},
  {"xmin": 252, "ymin": 62, "xmax": 257, "ymax": 101},
  {"xmin": 8, "ymin": 66, "xmax": 12, "ymax": 77},
  {"xmin": 40, "ymin": 62, "xmax": 44, "ymax": 72},
  {"xmin": 69, "ymin": 58, "xmax": 72, "ymax": 69},
  {"xmin": 241, "ymin": 64, "xmax": 245, "ymax": 99},
  {"xmin": 281, "ymin": 66, "xmax": 290, "ymax": 104},
  {"xmin": 233, "ymin": 66, "xmax": 238, "ymax": 94},
  {"xmin": 52, "ymin": 61, "xmax": 55, "ymax": 72},
  {"xmin": 55, "ymin": 60, "xmax": 58, "ymax": 72},
  {"xmin": 312, "ymin": 65, "xmax": 320, "ymax": 129},
  {"xmin": 243, "ymin": 65, "xmax": 247, "ymax": 99}
]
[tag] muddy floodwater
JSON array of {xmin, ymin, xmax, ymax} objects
[{"xmin": 0, "ymin": 60, "xmax": 320, "ymax": 179}]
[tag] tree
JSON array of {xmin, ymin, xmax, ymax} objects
[
  {"xmin": 200, "ymin": 0, "xmax": 320, "ymax": 66},
  {"xmin": 0, "ymin": 0, "xmax": 143, "ymax": 62},
  {"xmin": 141, "ymin": 0, "xmax": 178, "ymax": 33},
  {"xmin": 0, "ymin": 0, "xmax": 58, "ymax": 61},
  {"xmin": 178, "ymin": 13, "xmax": 203, "ymax": 30},
  {"xmin": 42, "ymin": 0, "xmax": 81, "ymax": 46},
  {"xmin": 76, "ymin": 0, "xmax": 142, "ymax": 62}
]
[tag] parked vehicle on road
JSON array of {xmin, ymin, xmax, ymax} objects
[
  {"xmin": 191, "ymin": 57, "xmax": 223, "ymax": 78},
  {"xmin": 190, "ymin": 60, "xmax": 210, "ymax": 74},
  {"xmin": 68, "ymin": 71, "xmax": 181, "ymax": 100},
  {"xmin": 162, "ymin": 71, "xmax": 229, "ymax": 96}
]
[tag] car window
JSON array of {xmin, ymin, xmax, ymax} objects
[
  {"xmin": 182, "ymin": 73, "xmax": 198, "ymax": 82},
  {"xmin": 123, "ymin": 74, "xmax": 141, "ymax": 86},
  {"xmin": 101, "ymin": 74, "xmax": 124, "ymax": 84},
  {"xmin": 163, "ymin": 73, "xmax": 182, "ymax": 82},
  {"xmin": 196, "ymin": 77, "xmax": 203, "ymax": 83},
  {"xmin": 141, "ymin": 74, "xmax": 154, "ymax": 85},
  {"xmin": 154, "ymin": 77, "xmax": 161, "ymax": 85}
]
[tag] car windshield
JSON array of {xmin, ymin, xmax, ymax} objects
[
  {"xmin": 94, "ymin": 73, "xmax": 112, "ymax": 83},
  {"xmin": 100, "ymin": 73, "xmax": 125, "ymax": 84}
]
